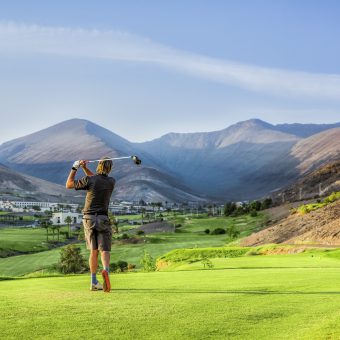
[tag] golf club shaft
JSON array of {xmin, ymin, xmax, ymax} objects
[{"xmin": 87, "ymin": 156, "xmax": 132, "ymax": 163}]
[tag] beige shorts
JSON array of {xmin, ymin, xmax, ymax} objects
[{"xmin": 83, "ymin": 215, "xmax": 112, "ymax": 251}]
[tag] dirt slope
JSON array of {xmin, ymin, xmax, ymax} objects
[{"xmin": 241, "ymin": 200, "xmax": 340, "ymax": 246}]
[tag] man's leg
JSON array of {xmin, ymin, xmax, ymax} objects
[
  {"xmin": 101, "ymin": 251, "xmax": 111, "ymax": 292},
  {"xmin": 89, "ymin": 249, "xmax": 99, "ymax": 275},
  {"xmin": 90, "ymin": 249, "xmax": 104, "ymax": 290},
  {"xmin": 83, "ymin": 217, "xmax": 102, "ymax": 290},
  {"xmin": 101, "ymin": 250, "xmax": 110, "ymax": 270}
]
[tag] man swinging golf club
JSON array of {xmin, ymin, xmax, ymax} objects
[{"xmin": 66, "ymin": 158, "xmax": 115, "ymax": 292}]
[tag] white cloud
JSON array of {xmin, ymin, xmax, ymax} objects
[{"xmin": 1, "ymin": 22, "xmax": 340, "ymax": 99}]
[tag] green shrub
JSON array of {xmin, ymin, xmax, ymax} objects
[
  {"xmin": 226, "ymin": 225, "xmax": 240, "ymax": 239},
  {"xmin": 211, "ymin": 228, "xmax": 226, "ymax": 235},
  {"xmin": 204, "ymin": 228, "xmax": 210, "ymax": 234},
  {"xmin": 127, "ymin": 263, "xmax": 136, "ymax": 271},
  {"xmin": 140, "ymin": 250, "xmax": 156, "ymax": 272},
  {"xmin": 250, "ymin": 210, "xmax": 258, "ymax": 217},
  {"xmin": 117, "ymin": 260, "xmax": 128, "ymax": 272},
  {"xmin": 109, "ymin": 262, "xmax": 118, "ymax": 272},
  {"xmin": 57, "ymin": 245, "xmax": 88, "ymax": 274},
  {"xmin": 201, "ymin": 256, "xmax": 214, "ymax": 269},
  {"xmin": 120, "ymin": 233, "xmax": 129, "ymax": 240},
  {"xmin": 136, "ymin": 230, "xmax": 145, "ymax": 236}
]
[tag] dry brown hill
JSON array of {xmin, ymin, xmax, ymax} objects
[
  {"xmin": 272, "ymin": 159, "xmax": 340, "ymax": 203},
  {"xmin": 291, "ymin": 127, "xmax": 340, "ymax": 174},
  {"xmin": 241, "ymin": 200, "xmax": 340, "ymax": 246}
]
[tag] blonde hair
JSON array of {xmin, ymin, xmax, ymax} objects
[{"xmin": 96, "ymin": 157, "xmax": 113, "ymax": 175}]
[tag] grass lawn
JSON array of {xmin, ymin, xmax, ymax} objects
[
  {"xmin": 0, "ymin": 255, "xmax": 339, "ymax": 339},
  {"xmin": 0, "ymin": 226, "xmax": 71, "ymax": 256},
  {"xmin": 162, "ymin": 252, "xmax": 340, "ymax": 271},
  {"xmin": 0, "ymin": 214, "xmax": 266, "ymax": 276},
  {"xmin": 0, "ymin": 228, "xmax": 51, "ymax": 254}
]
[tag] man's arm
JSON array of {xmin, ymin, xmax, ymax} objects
[
  {"xmin": 65, "ymin": 168, "xmax": 77, "ymax": 189},
  {"xmin": 80, "ymin": 160, "xmax": 94, "ymax": 176},
  {"xmin": 65, "ymin": 160, "xmax": 84, "ymax": 189}
]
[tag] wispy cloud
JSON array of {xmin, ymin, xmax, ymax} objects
[{"xmin": 1, "ymin": 22, "xmax": 340, "ymax": 99}]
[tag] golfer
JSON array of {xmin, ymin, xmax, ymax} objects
[{"xmin": 66, "ymin": 158, "xmax": 115, "ymax": 292}]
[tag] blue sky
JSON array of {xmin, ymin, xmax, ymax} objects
[{"xmin": 0, "ymin": 0, "xmax": 339, "ymax": 143}]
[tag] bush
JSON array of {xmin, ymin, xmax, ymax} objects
[
  {"xmin": 211, "ymin": 228, "xmax": 226, "ymax": 235},
  {"xmin": 226, "ymin": 225, "xmax": 240, "ymax": 239},
  {"xmin": 204, "ymin": 228, "xmax": 210, "ymax": 234},
  {"xmin": 201, "ymin": 256, "xmax": 214, "ymax": 269},
  {"xmin": 109, "ymin": 262, "xmax": 119, "ymax": 272},
  {"xmin": 140, "ymin": 250, "xmax": 156, "ymax": 272},
  {"xmin": 136, "ymin": 230, "xmax": 145, "ymax": 236},
  {"xmin": 110, "ymin": 261, "xmax": 129, "ymax": 272},
  {"xmin": 250, "ymin": 210, "xmax": 258, "ymax": 217},
  {"xmin": 127, "ymin": 263, "xmax": 136, "ymax": 271},
  {"xmin": 117, "ymin": 260, "xmax": 128, "ymax": 272},
  {"xmin": 120, "ymin": 233, "xmax": 129, "ymax": 240},
  {"xmin": 57, "ymin": 245, "xmax": 88, "ymax": 274}
]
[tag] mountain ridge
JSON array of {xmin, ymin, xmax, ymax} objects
[{"xmin": 0, "ymin": 118, "xmax": 339, "ymax": 202}]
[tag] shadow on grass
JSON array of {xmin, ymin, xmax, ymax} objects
[{"xmin": 111, "ymin": 288, "xmax": 340, "ymax": 295}]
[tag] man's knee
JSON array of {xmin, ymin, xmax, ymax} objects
[{"xmin": 90, "ymin": 249, "xmax": 99, "ymax": 257}]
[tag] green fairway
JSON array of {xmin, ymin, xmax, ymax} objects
[
  {"xmin": 0, "ymin": 227, "xmax": 50, "ymax": 255},
  {"xmin": 0, "ymin": 214, "xmax": 264, "ymax": 276},
  {"xmin": 0, "ymin": 256, "xmax": 339, "ymax": 339},
  {"xmin": 0, "ymin": 247, "xmax": 62, "ymax": 277}
]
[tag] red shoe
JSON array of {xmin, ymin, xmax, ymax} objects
[{"xmin": 101, "ymin": 270, "xmax": 111, "ymax": 293}]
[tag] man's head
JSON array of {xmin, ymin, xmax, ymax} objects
[{"xmin": 96, "ymin": 157, "xmax": 113, "ymax": 176}]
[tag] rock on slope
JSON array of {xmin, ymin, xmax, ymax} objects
[{"xmin": 241, "ymin": 200, "xmax": 340, "ymax": 246}]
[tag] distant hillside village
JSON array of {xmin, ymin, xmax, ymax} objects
[{"xmin": 0, "ymin": 199, "xmax": 227, "ymax": 226}]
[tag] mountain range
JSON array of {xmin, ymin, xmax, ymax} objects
[{"xmin": 0, "ymin": 118, "xmax": 339, "ymax": 202}]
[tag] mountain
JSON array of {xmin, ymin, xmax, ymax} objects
[
  {"xmin": 137, "ymin": 119, "xmax": 301, "ymax": 199},
  {"xmin": 1, "ymin": 118, "xmax": 339, "ymax": 202},
  {"xmin": 0, "ymin": 119, "xmax": 205, "ymax": 203},
  {"xmin": 113, "ymin": 167, "xmax": 207, "ymax": 202},
  {"xmin": 0, "ymin": 162, "xmax": 79, "ymax": 202},
  {"xmin": 275, "ymin": 122, "xmax": 340, "ymax": 138}
]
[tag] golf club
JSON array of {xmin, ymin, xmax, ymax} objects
[{"xmin": 87, "ymin": 155, "xmax": 142, "ymax": 165}]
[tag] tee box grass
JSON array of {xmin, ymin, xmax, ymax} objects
[{"xmin": 1, "ymin": 255, "xmax": 339, "ymax": 339}]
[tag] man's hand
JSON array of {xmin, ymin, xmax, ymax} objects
[
  {"xmin": 79, "ymin": 160, "xmax": 88, "ymax": 168},
  {"xmin": 79, "ymin": 160, "xmax": 94, "ymax": 176},
  {"xmin": 72, "ymin": 160, "xmax": 81, "ymax": 170}
]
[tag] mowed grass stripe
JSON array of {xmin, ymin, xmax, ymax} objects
[{"xmin": 0, "ymin": 267, "xmax": 339, "ymax": 339}]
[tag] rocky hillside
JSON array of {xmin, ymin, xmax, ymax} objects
[
  {"xmin": 291, "ymin": 127, "xmax": 340, "ymax": 174},
  {"xmin": 241, "ymin": 199, "xmax": 340, "ymax": 246},
  {"xmin": 272, "ymin": 160, "xmax": 340, "ymax": 203}
]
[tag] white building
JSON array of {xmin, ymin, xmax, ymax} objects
[
  {"xmin": 12, "ymin": 201, "xmax": 79, "ymax": 211},
  {"xmin": 51, "ymin": 212, "xmax": 83, "ymax": 225}
]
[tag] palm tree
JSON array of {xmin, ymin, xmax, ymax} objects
[
  {"xmin": 40, "ymin": 220, "xmax": 49, "ymax": 242},
  {"xmin": 141, "ymin": 208, "xmax": 146, "ymax": 225},
  {"xmin": 41, "ymin": 219, "xmax": 53, "ymax": 242},
  {"xmin": 64, "ymin": 216, "xmax": 72, "ymax": 238}
]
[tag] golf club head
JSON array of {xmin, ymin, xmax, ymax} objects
[{"xmin": 131, "ymin": 155, "xmax": 142, "ymax": 165}]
